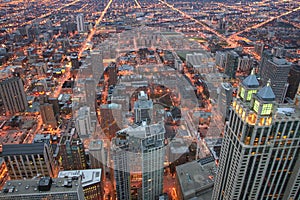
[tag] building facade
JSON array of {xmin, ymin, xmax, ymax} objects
[
  {"xmin": 58, "ymin": 129, "xmax": 87, "ymax": 170},
  {"xmin": 2, "ymin": 143, "xmax": 58, "ymax": 180},
  {"xmin": 224, "ymin": 50, "xmax": 239, "ymax": 79},
  {"xmin": 217, "ymin": 82, "xmax": 233, "ymax": 122},
  {"xmin": 260, "ymin": 57, "xmax": 291, "ymax": 103},
  {"xmin": 76, "ymin": 14, "xmax": 85, "ymax": 33},
  {"xmin": 89, "ymin": 139, "xmax": 107, "ymax": 171},
  {"xmin": 75, "ymin": 106, "xmax": 92, "ymax": 137},
  {"xmin": 112, "ymin": 122, "xmax": 165, "ymax": 200},
  {"xmin": 0, "ymin": 158, "xmax": 9, "ymax": 190},
  {"xmin": 40, "ymin": 102, "xmax": 57, "ymax": 129},
  {"xmin": 0, "ymin": 77, "xmax": 27, "ymax": 115},
  {"xmin": 286, "ymin": 64, "xmax": 300, "ymax": 100},
  {"xmin": 212, "ymin": 72, "xmax": 300, "ymax": 200},
  {"xmin": 134, "ymin": 91, "xmax": 153, "ymax": 125},
  {"xmin": 58, "ymin": 169, "xmax": 103, "ymax": 200}
]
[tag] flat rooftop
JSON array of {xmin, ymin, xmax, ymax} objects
[
  {"xmin": 176, "ymin": 158, "xmax": 216, "ymax": 199},
  {"xmin": 0, "ymin": 178, "xmax": 82, "ymax": 197},
  {"xmin": 2, "ymin": 143, "xmax": 45, "ymax": 156},
  {"xmin": 58, "ymin": 169, "xmax": 102, "ymax": 187}
]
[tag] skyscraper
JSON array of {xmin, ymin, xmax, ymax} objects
[
  {"xmin": 286, "ymin": 64, "xmax": 300, "ymax": 100},
  {"xmin": 260, "ymin": 57, "xmax": 291, "ymax": 103},
  {"xmin": 76, "ymin": 14, "xmax": 85, "ymax": 33},
  {"xmin": 217, "ymin": 82, "xmax": 233, "ymax": 122},
  {"xmin": 90, "ymin": 50, "xmax": 104, "ymax": 82},
  {"xmin": 106, "ymin": 62, "xmax": 118, "ymax": 86},
  {"xmin": 75, "ymin": 106, "xmax": 92, "ymax": 137},
  {"xmin": 58, "ymin": 129, "xmax": 87, "ymax": 170},
  {"xmin": 0, "ymin": 77, "xmax": 27, "ymax": 115},
  {"xmin": 224, "ymin": 50, "xmax": 239, "ymax": 79},
  {"xmin": 84, "ymin": 78, "xmax": 96, "ymax": 112},
  {"xmin": 134, "ymin": 91, "xmax": 153, "ymax": 124},
  {"xmin": 112, "ymin": 122, "xmax": 165, "ymax": 200},
  {"xmin": 89, "ymin": 139, "xmax": 107, "ymax": 170},
  {"xmin": 237, "ymin": 55, "xmax": 253, "ymax": 72},
  {"xmin": 212, "ymin": 72, "xmax": 300, "ymax": 200},
  {"xmin": 70, "ymin": 53, "xmax": 80, "ymax": 69}
]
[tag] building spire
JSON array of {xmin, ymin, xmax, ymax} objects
[
  {"xmin": 267, "ymin": 79, "xmax": 271, "ymax": 87},
  {"xmin": 241, "ymin": 68, "xmax": 259, "ymax": 88},
  {"xmin": 251, "ymin": 68, "xmax": 255, "ymax": 75},
  {"xmin": 257, "ymin": 79, "xmax": 275, "ymax": 101}
]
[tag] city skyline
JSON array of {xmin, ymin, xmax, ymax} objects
[{"xmin": 0, "ymin": 0, "xmax": 299, "ymax": 200}]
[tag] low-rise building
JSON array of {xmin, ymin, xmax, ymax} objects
[
  {"xmin": 58, "ymin": 169, "xmax": 103, "ymax": 200},
  {"xmin": 175, "ymin": 157, "xmax": 216, "ymax": 200},
  {"xmin": 0, "ymin": 177, "xmax": 84, "ymax": 200}
]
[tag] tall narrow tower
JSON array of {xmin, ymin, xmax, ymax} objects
[
  {"xmin": 76, "ymin": 14, "xmax": 85, "ymax": 33},
  {"xmin": 212, "ymin": 72, "xmax": 300, "ymax": 200}
]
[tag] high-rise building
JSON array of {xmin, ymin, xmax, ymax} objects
[
  {"xmin": 84, "ymin": 78, "xmax": 96, "ymax": 112},
  {"xmin": 70, "ymin": 53, "xmax": 80, "ymax": 69},
  {"xmin": 217, "ymin": 82, "xmax": 233, "ymax": 122},
  {"xmin": 271, "ymin": 46, "xmax": 286, "ymax": 58},
  {"xmin": 58, "ymin": 129, "xmax": 87, "ymax": 170},
  {"xmin": 2, "ymin": 143, "xmax": 58, "ymax": 179},
  {"xmin": 89, "ymin": 139, "xmax": 107, "ymax": 170},
  {"xmin": 259, "ymin": 50, "xmax": 273, "ymax": 77},
  {"xmin": 90, "ymin": 50, "xmax": 104, "ymax": 81},
  {"xmin": 215, "ymin": 51, "xmax": 226, "ymax": 69},
  {"xmin": 106, "ymin": 62, "xmax": 118, "ymax": 86},
  {"xmin": 112, "ymin": 122, "xmax": 165, "ymax": 200},
  {"xmin": 224, "ymin": 50, "xmax": 239, "ymax": 79},
  {"xmin": 175, "ymin": 59, "xmax": 183, "ymax": 72},
  {"xmin": 260, "ymin": 57, "xmax": 291, "ymax": 103},
  {"xmin": 58, "ymin": 169, "xmax": 103, "ymax": 200},
  {"xmin": 75, "ymin": 106, "xmax": 92, "ymax": 137},
  {"xmin": 254, "ymin": 43, "xmax": 264, "ymax": 57},
  {"xmin": 212, "ymin": 72, "xmax": 300, "ymax": 200},
  {"xmin": 100, "ymin": 103, "xmax": 122, "ymax": 138},
  {"xmin": 286, "ymin": 64, "xmax": 300, "ymax": 100},
  {"xmin": 134, "ymin": 91, "xmax": 153, "ymax": 124},
  {"xmin": 76, "ymin": 14, "xmax": 85, "ymax": 33},
  {"xmin": 0, "ymin": 77, "xmax": 27, "ymax": 115},
  {"xmin": 0, "ymin": 177, "xmax": 85, "ymax": 200},
  {"xmin": 237, "ymin": 55, "xmax": 253, "ymax": 72}
]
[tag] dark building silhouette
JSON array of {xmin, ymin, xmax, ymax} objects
[{"xmin": 286, "ymin": 64, "xmax": 300, "ymax": 100}]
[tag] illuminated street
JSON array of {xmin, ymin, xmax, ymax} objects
[{"xmin": 0, "ymin": 0, "xmax": 299, "ymax": 199}]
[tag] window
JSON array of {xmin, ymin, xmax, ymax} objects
[
  {"xmin": 240, "ymin": 87, "xmax": 245, "ymax": 99},
  {"xmin": 261, "ymin": 104, "xmax": 273, "ymax": 115},
  {"xmin": 253, "ymin": 100, "xmax": 260, "ymax": 113},
  {"xmin": 247, "ymin": 90, "xmax": 257, "ymax": 101}
]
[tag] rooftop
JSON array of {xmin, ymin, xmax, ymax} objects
[
  {"xmin": 58, "ymin": 169, "xmax": 102, "ymax": 188},
  {"xmin": 256, "ymin": 81, "xmax": 276, "ymax": 101},
  {"xmin": 176, "ymin": 158, "xmax": 216, "ymax": 199},
  {"xmin": 242, "ymin": 69, "xmax": 259, "ymax": 88},
  {"xmin": 0, "ymin": 177, "xmax": 82, "ymax": 197},
  {"xmin": 2, "ymin": 143, "xmax": 46, "ymax": 156},
  {"xmin": 89, "ymin": 139, "xmax": 104, "ymax": 150}
]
